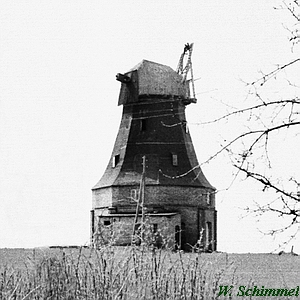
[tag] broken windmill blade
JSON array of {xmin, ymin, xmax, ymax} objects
[{"xmin": 176, "ymin": 43, "xmax": 197, "ymax": 103}]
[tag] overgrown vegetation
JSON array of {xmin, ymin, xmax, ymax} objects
[
  {"xmin": 1, "ymin": 247, "xmax": 300, "ymax": 299},
  {"xmin": 0, "ymin": 246, "xmax": 235, "ymax": 300}
]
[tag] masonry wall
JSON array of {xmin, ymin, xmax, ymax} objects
[
  {"xmin": 93, "ymin": 185, "xmax": 214, "ymax": 209},
  {"xmin": 92, "ymin": 187, "xmax": 113, "ymax": 208},
  {"xmin": 92, "ymin": 184, "xmax": 216, "ymax": 251},
  {"xmin": 93, "ymin": 213, "xmax": 181, "ymax": 248}
]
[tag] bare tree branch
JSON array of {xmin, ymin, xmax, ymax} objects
[
  {"xmin": 199, "ymin": 99, "xmax": 300, "ymax": 125},
  {"xmin": 198, "ymin": 1, "xmax": 300, "ymax": 248}
]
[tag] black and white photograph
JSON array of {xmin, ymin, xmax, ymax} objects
[{"xmin": 1, "ymin": 1, "xmax": 300, "ymax": 298}]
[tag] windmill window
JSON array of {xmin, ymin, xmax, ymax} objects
[
  {"xmin": 103, "ymin": 220, "xmax": 111, "ymax": 226},
  {"xmin": 130, "ymin": 189, "xmax": 139, "ymax": 201},
  {"xmin": 112, "ymin": 154, "xmax": 120, "ymax": 168},
  {"xmin": 182, "ymin": 120, "xmax": 189, "ymax": 133},
  {"xmin": 206, "ymin": 192, "xmax": 214, "ymax": 205},
  {"xmin": 140, "ymin": 119, "xmax": 147, "ymax": 132},
  {"xmin": 206, "ymin": 192, "xmax": 211, "ymax": 205},
  {"xmin": 206, "ymin": 221, "xmax": 213, "ymax": 251},
  {"xmin": 172, "ymin": 153, "xmax": 178, "ymax": 166}
]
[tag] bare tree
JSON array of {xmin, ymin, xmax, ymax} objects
[{"xmin": 203, "ymin": 1, "xmax": 300, "ymax": 248}]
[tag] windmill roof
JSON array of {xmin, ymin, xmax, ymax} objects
[{"xmin": 127, "ymin": 60, "xmax": 187, "ymax": 98}]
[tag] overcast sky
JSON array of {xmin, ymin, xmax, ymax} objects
[{"xmin": 1, "ymin": 0, "xmax": 299, "ymax": 253}]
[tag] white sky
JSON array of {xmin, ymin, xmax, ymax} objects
[{"xmin": 1, "ymin": 0, "xmax": 299, "ymax": 253}]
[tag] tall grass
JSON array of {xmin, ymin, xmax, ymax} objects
[{"xmin": 0, "ymin": 246, "xmax": 235, "ymax": 299}]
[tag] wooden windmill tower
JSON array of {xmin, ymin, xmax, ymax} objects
[{"xmin": 91, "ymin": 44, "xmax": 217, "ymax": 251}]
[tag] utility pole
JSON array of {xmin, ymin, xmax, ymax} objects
[
  {"xmin": 132, "ymin": 155, "xmax": 146, "ymax": 244},
  {"xmin": 140, "ymin": 155, "xmax": 146, "ymax": 241}
]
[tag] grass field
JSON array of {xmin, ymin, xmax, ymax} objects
[{"xmin": 0, "ymin": 247, "xmax": 299, "ymax": 299}]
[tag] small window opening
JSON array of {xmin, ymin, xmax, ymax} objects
[
  {"xmin": 206, "ymin": 192, "xmax": 210, "ymax": 205},
  {"xmin": 130, "ymin": 189, "xmax": 139, "ymax": 201},
  {"xmin": 206, "ymin": 192, "xmax": 214, "ymax": 205},
  {"xmin": 153, "ymin": 223, "xmax": 158, "ymax": 233},
  {"xmin": 182, "ymin": 120, "xmax": 189, "ymax": 133},
  {"xmin": 140, "ymin": 119, "xmax": 147, "ymax": 132},
  {"xmin": 172, "ymin": 153, "xmax": 178, "ymax": 166},
  {"xmin": 206, "ymin": 221, "xmax": 213, "ymax": 251},
  {"xmin": 112, "ymin": 154, "xmax": 120, "ymax": 168},
  {"xmin": 103, "ymin": 220, "xmax": 111, "ymax": 226}
]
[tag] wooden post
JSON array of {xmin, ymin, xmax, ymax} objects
[
  {"xmin": 132, "ymin": 155, "xmax": 146, "ymax": 244},
  {"xmin": 140, "ymin": 156, "xmax": 146, "ymax": 241}
]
